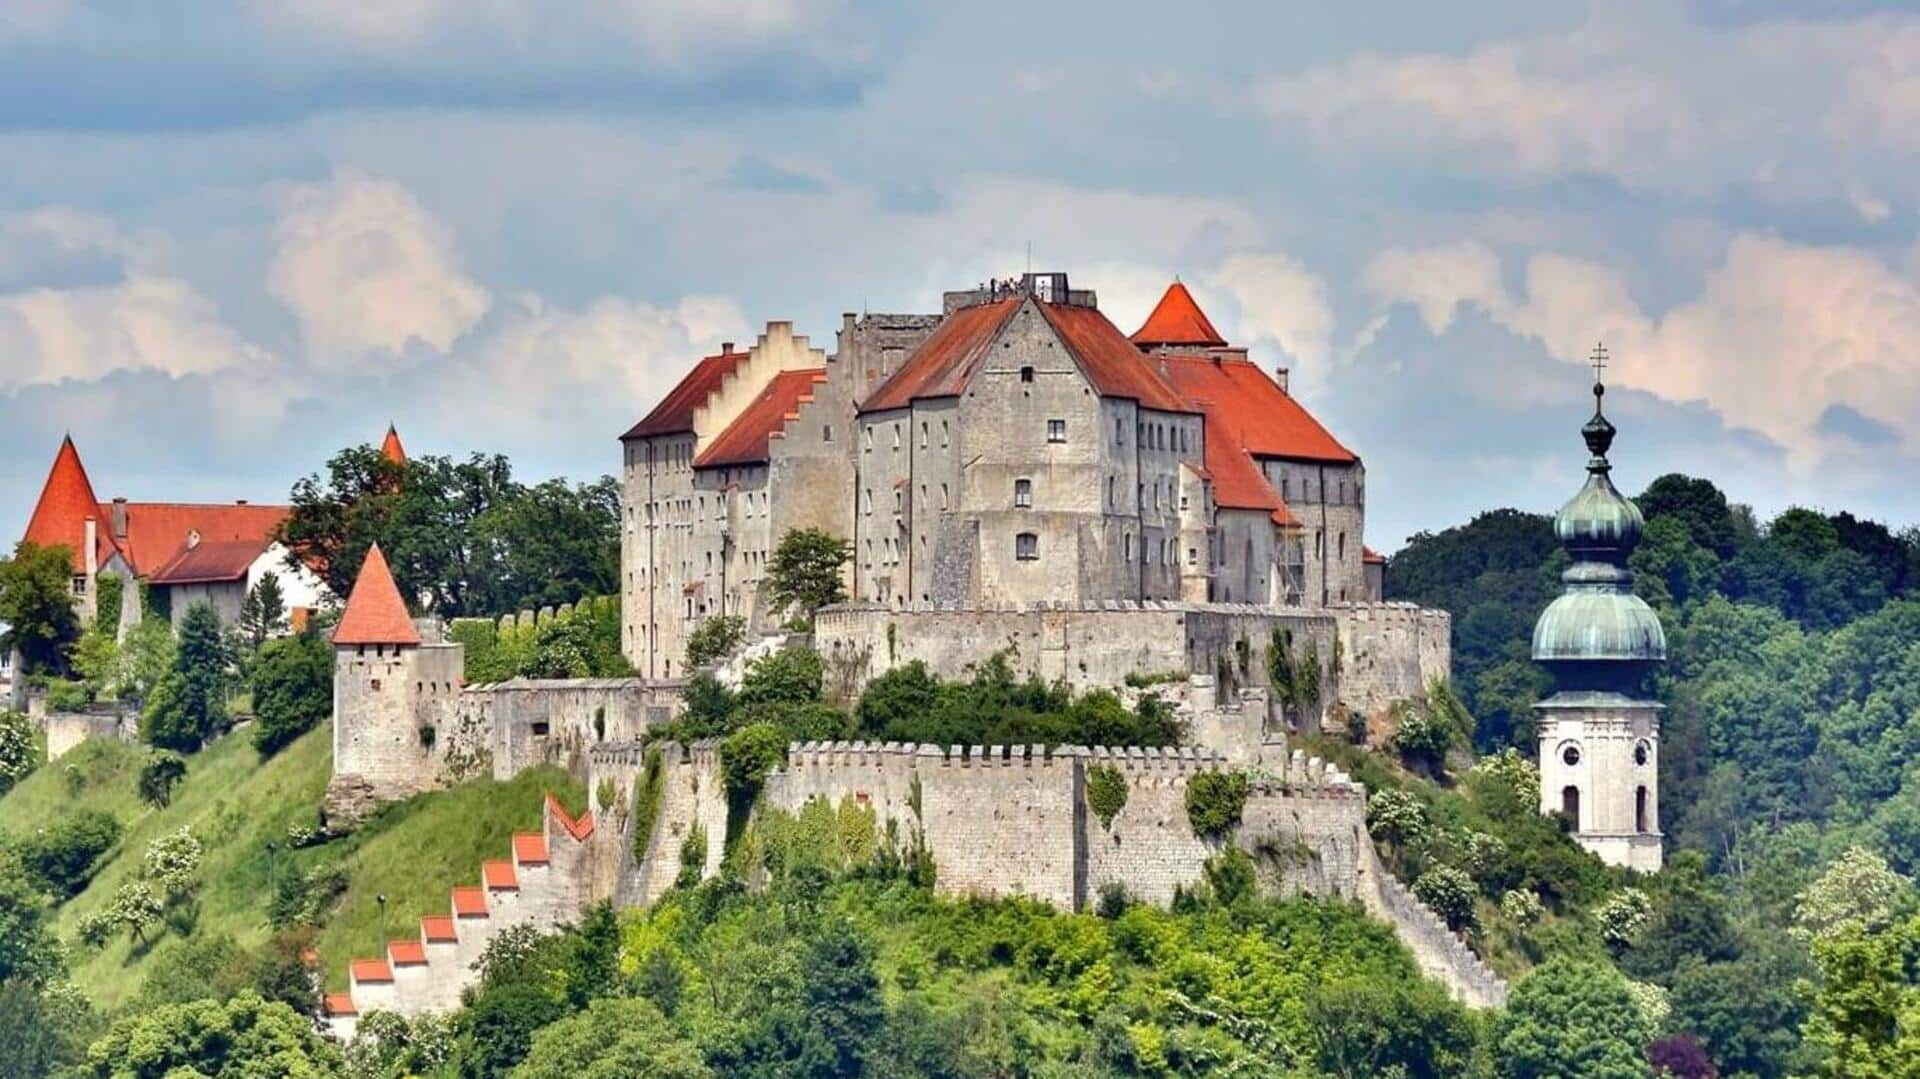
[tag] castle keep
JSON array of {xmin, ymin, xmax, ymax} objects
[{"xmin": 619, "ymin": 274, "xmax": 1380, "ymax": 681}]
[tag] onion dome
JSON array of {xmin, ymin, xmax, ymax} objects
[{"xmin": 1532, "ymin": 368, "xmax": 1666, "ymax": 684}]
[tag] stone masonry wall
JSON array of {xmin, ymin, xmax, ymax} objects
[{"xmin": 1329, "ymin": 602, "xmax": 1451, "ymax": 717}]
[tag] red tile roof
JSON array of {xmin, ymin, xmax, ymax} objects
[
  {"xmin": 388, "ymin": 939, "xmax": 427, "ymax": 966},
  {"xmin": 324, "ymin": 992, "xmax": 357, "ymax": 1016},
  {"xmin": 421, "ymin": 915, "xmax": 457, "ymax": 942},
  {"xmin": 380, "ymin": 425, "xmax": 407, "ymax": 465},
  {"xmin": 22, "ymin": 437, "xmax": 118, "ymax": 573},
  {"xmin": 1363, "ymin": 546, "xmax": 1386, "ymax": 565},
  {"xmin": 861, "ymin": 299, "xmax": 1195, "ymax": 416},
  {"xmin": 451, "ymin": 886, "xmax": 488, "ymax": 917},
  {"xmin": 147, "ymin": 540, "xmax": 264, "ymax": 585},
  {"xmin": 350, "ymin": 958, "xmax": 393, "ymax": 984},
  {"xmin": 1152, "ymin": 354, "xmax": 1358, "ymax": 465},
  {"xmin": 861, "ymin": 299, "xmax": 1020, "ymax": 413},
  {"xmin": 104, "ymin": 502, "xmax": 290, "ymax": 578},
  {"xmin": 482, "ymin": 860, "xmax": 518, "ymax": 890},
  {"xmin": 694, "ymin": 369, "xmax": 827, "ymax": 468},
  {"xmin": 1039, "ymin": 302, "xmax": 1197, "ymax": 414},
  {"xmin": 331, "ymin": 543, "xmax": 420, "ymax": 646},
  {"xmin": 513, "ymin": 832, "xmax": 549, "ymax": 865},
  {"xmin": 1132, "ymin": 281, "xmax": 1227, "ymax": 348},
  {"xmin": 547, "ymin": 793, "xmax": 594, "ymax": 841},
  {"xmin": 622, "ymin": 344, "xmax": 749, "ymax": 440}
]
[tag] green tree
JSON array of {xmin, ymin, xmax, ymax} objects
[
  {"xmin": 238, "ymin": 571, "xmax": 288, "ymax": 652},
  {"xmin": 250, "ymin": 632, "xmax": 333, "ymax": 756},
  {"xmin": 1792, "ymin": 846, "xmax": 1910, "ymax": 942},
  {"xmin": 138, "ymin": 749, "xmax": 187, "ymax": 809},
  {"xmin": 738, "ymin": 646, "xmax": 824, "ymax": 708},
  {"xmin": 117, "ymin": 616, "xmax": 175, "ymax": 706},
  {"xmin": 1492, "ymin": 957, "xmax": 1655, "ymax": 1078},
  {"xmin": 141, "ymin": 602, "xmax": 230, "ymax": 751},
  {"xmin": 1307, "ymin": 977, "xmax": 1480, "ymax": 1079},
  {"xmin": 0, "ymin": 850, "xmax": 63, "ymax": 985},
  {"xmin": 796, "ymin": 921, "xmax": 883, "ymax": 1077},
  {"xmin": 70, "ymin": 627, "xmax": 120, "ymax": 702},
  {"xmin": 0, "ymin": 980, "xmax": 91, "ymax": 1078},
  {"xmin": 0, "ymin": 541, "xmax": 82, "ymax": 676},
  {"xmin": 685, "ymin": 613, "xmax": 746, "ymax": 669},
  {"xmin": 1667, "ymin": 938, "xmax": 1813, "ymax": 1079},
  {"xmin": 84, "ymin": 991, "xmax": 342, "ymax": 1077},
  {"xmin": 1800, "ymin": 914, "xmax": 1920, "ymax": 1076},
  {"xmin": 511, "ymin": 997, "xmax": 712, "ymax": 1079},
  {"xmin": 764, "ymin": 528, "xmax": 851, "ymax": 622},
  {"xmin": 458, "ymin": 981, "xmax": 567, "ymax": 1078}
]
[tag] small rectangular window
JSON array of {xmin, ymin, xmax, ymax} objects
[
  {"xmin": 1015, "ymin": 532, "xmax": 1039, "ymax": 560},
  {"xmin": 1014, "ymin": 478, "xmax": 1032, "ymax": 508},
  {"xmin": 823, "ymin": 425, "xmax": 833, "ymax": 442},
  {"xmin": 531, "ymin": 721, "xmax": 550, "ymax": 737},
  {"xmin": 1047, "ymin": 419, "xmax": 1066, "ymax": 443},
  {"xmin": 1019, "ymin": 366, "xmax": 1035, "ymax": 383}
]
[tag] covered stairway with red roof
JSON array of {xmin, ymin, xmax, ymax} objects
[{"xmin": 322, "ymin": 794, "xmax": 595, "ymax": 1039}]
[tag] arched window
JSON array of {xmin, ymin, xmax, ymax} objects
[
  {"xmin": 1636, "ymin": 786, "xmax": 1649, "ymax": 832},
  {"xmin": 1634, "ymin": 740, "xmax": 1651, "ymax": 766},
  {"xmin": 1562, "ymin": 785, "xmax": 1581, "ymax": 828},
  {"xmin": 1015, "ymin": 533, "xmax": 1039, "ymax": 561}
]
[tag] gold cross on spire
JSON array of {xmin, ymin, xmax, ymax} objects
[{"xmin": 1590, "ymin": 341, "xmax": 1609, "ymax": 384}]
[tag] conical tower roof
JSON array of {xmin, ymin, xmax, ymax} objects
[
  {"xmin": 23, "ymin": 436, "xmax": 117, "ymax": 573},
  {"xmin": 379, "ymin": 425, "xmax": 407, "ymax": 466},
  {"xmin": 332, "ymin": 543, "xmax": 419, "ymax": 645},
  {"xmin": 1131, "ymin": 281, "xmax": 1227, "ymax": 348}
]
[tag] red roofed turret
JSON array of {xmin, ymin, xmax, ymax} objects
[
  {"xmin": 331, "ymin": 543, "xmax": 419, "ymax": 646},
  {"xmin": 23, "ymin": 436, "xmax": 118, "ymax": 573},
  {"xmin": 1131, "ymin": 281, "xmax": 1227, "ymax": 349},
  {"xmin": 379, "ymin": 424, "xmax": 407, "ymax": 466}
]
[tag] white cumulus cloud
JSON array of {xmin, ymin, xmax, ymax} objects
[{"xmin": 268, "ymin": 170, "xmax": 492, "ymax": 366}]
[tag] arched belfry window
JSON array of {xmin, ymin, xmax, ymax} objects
[
  {"xmin": 1562, "ymin": 785, "xmax": 1581, "ymax": 829},
  {"xmin": 1634, "ymin": 740, "xmax": 1651, "ymax": 767}
]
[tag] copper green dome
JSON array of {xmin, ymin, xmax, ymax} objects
[{"xmin": 1531, "ymin": 371, "xmax": 1668, "ymax": 683}]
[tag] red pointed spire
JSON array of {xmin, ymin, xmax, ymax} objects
[
  {"xmin": 22, "ymin": 436, "xmax": 116, "ymax": 573},
  {"xmin": 331, "ymin": 543, "xmax": 419, "ymax": 645},
  {"xmin": 1131, "ymin": 280, "xmax": 1227, "ymax": 349},
  {"xmin": 379, "ymin": 424, "xmax": 407, "ymax": 466}
]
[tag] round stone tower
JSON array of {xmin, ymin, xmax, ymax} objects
[{"xmin": 1532, "ymin": 362, "xmax": 1666, "ymax": 872}]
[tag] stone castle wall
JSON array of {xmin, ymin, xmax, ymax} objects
[{"xmin": 814, "ymin": 600, "xmax": 1446, "ymax": 725}]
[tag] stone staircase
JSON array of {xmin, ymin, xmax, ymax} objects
[{"xmin": 322, "ymin": 795, "xmax": 594, "ymax": 1041}]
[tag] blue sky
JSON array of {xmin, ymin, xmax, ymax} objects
[{"xmin": 1, "ymin": 0, "xmax": 1915, "ymax": 551}]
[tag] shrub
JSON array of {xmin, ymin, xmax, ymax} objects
[
  {"xmin": 1365, "ymin": 789, "xmax": 1430, "ymax": 848},
  {"xmin": 631, "ymin": 747, "xmax": 667, "ymax": 862},
  {"xmin": 738, "ymin": 647, "xmax": 824, "ymax": 708},
  {"xmin": 1086, "ymin": 765, "xmax": 1128, "ymax": 829},
  {"xmin": 0, "ymin": 711, "xmax": 36, "ymax": 794},
  {"xmin": 143, "ymin": 826, "xmax": 204, "ymax": 897},
  {"xmin": 685, "ymin": 614, "xmax": 746, "ymax": 669},
  {"xmin": 19, "ymin": 810, "xmax": 121, "ymax": 899},
  {"xmin": 268, "ymin": 865, "xmax": 348, "ymax": 929},
  {"xmin": 1470, "ymin": 748, "xmax": 1541, "ymax": 807},
  {"xmin": 1184, "ymin": 770, "xmax": 1249, "ymax": 839},
  {"xmin": 44, "ymin": 679, "xmax": 89, "ymax": 712},
  {"xmin": 1412, "ymin": 865, "xmax": 1477, "ymax": 931},
  {"xmin": 677, "ymin": 825, "xmax": 708, "ymax": 889},
  {"xmin": 108, "ymin": 881, "xmax": 163, "ymax": 943},
  {"xmin": 1499, "ymin": 888, "xmax": 1544, "ymax": 925},
  {"xmin": 719, "ymin": 722, "xmax": 787, "ymax": 804},
  {"xmin": 1596, "ymin": 887, "xmax": 1654, "ymax": 951}
]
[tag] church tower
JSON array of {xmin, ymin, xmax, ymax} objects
[{"xmin": 1532, "ymin": 349, "xmax": 1666, "ymax": 872}]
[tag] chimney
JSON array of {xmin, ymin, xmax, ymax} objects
[
  {"xmin": 1275, "ymin": 367, "xmax": 1290, "ymax": 394},
  {"xmin": 721, "ymin": 342, "xmax": 734, "ymax": 354},
  {"xmin": 236, "ymin": 499, "xmax": 248, "ymax": 505},
  {"xmin": 110, "ymin": 497, "xmax": 128, "ymax": 540}
]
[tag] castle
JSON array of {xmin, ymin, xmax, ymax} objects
[
  {"xmin": 618, "ymin": 274, "xmax": 1382, "ymax": 681},
  {"xmin": 316, "ymin": 271, "xmax": 1526, "ymax": 1028}
]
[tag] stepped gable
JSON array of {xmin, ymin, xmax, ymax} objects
[
  {"xmin": 861, "ymin": 299, "xmax": 1020, "ymax": 413},
  {"xmin": 621, "ymin": 343, "xmax": 750, "ymax": 439},
  {"xmin": 1152, "ymin": 353, "xmax": 1357, "ymax": 465},
  {"xmin": 694, "ymin": 368, "xmax": 829, "ymax": 467},
  {"xmin": 331, "ymin": 543, "xmax": 419, "ymax": 646},
  {"xmin": 388, "ymin": 939, "xmax": 427, "ymax": 966},
  {"xmin": 1131, "ymin": 280, "xmax": 1228, "ymax": 348},
  {"xmin": 482, "ymin": 860, "xmax": 518, "ymax": 890},
  {"xmin": 350, "ymin": 958, "xmax": 392, "ymax": 983},
  {"xmin": 512, "ymin": 832, "xmax": 549, "ymax": 864},
  {"xmin": 421, "ymin": 915, "xmax": 457, "ymax": 942},
  {"xmin": 547, "ymin": 792, "xmax": 594, "ymax": 841},
  {"xmin": 380, "ymin": 424, "xmax": 407, "ymax": 465},
  {"xmin": 23, "ymin": 436, "xmax": 120, "ymax": 572},
  {"xmin": 451, "ymin": 886, "xmax": 488, "ymax": 917},
  {"xmin": 324, "ymin": 992, "xmax": 357, "ymax": 1017}
]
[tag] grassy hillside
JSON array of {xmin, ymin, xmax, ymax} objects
[{"xmin": 0, "ymin": 724, "xmax": 584, "ymax": 1008}]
